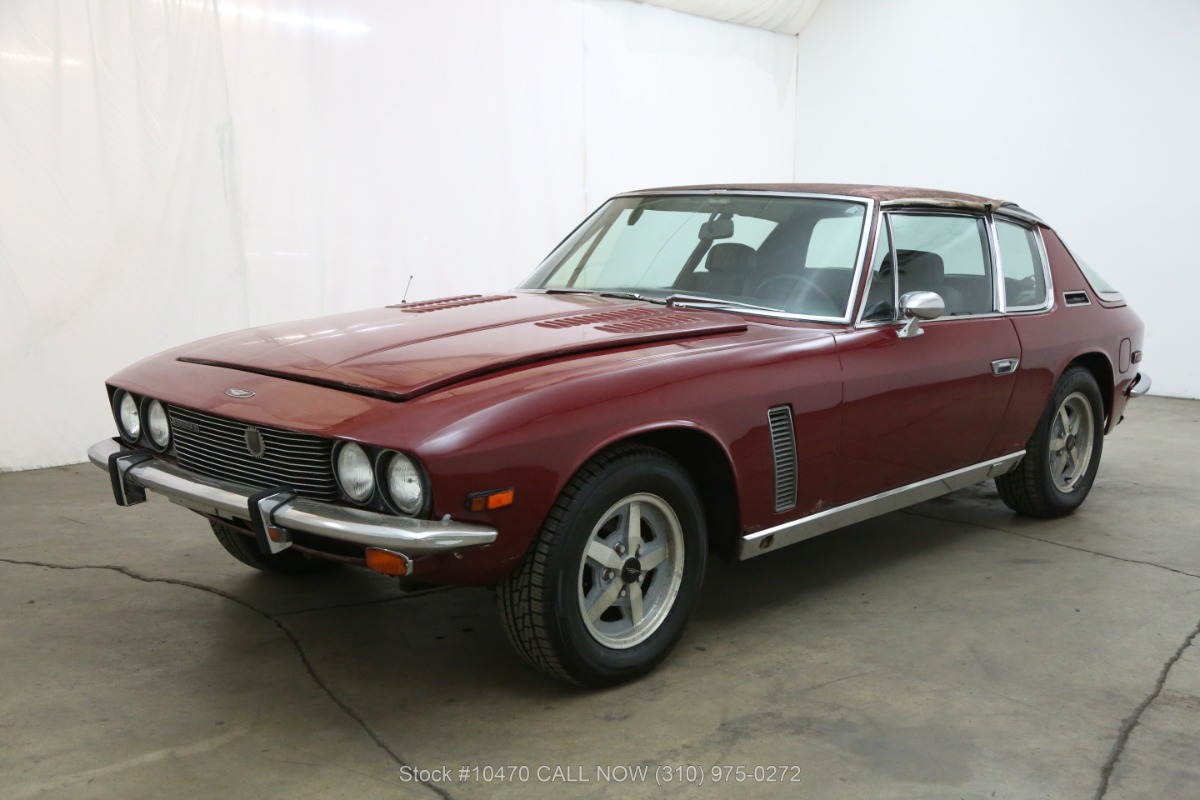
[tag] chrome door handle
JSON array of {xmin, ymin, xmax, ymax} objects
[{"xmin": 991, "ymin": 358, "xmax": 1020, "ymax": 376}]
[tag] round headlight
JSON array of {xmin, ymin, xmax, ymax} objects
[
  {"xmin": 146, "ymin": 400, "xmax": 171, "ymax": 450},
  {"xmin": 385, "ymin": 452, "xmax": 425, "ymax": 515},
  {"xmin": 115, "ymin": 391, "xmax": 141, "ymax": 442},
  {"xmin": 335, "ymin": 442, "xmax": 375, "ymax": 503}
]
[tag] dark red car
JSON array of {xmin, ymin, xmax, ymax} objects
[{"xmin": 90, "ymin": 184, "xmax": 1148, "ymax": 686}]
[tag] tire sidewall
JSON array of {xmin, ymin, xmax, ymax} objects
[
  {"xmin": 1035, "ymin": 368, "xmax": 1105, "ymax": 514},
  {"xmin": 545, "ymin": 453, "xmax": 707, "ymax": 685}
]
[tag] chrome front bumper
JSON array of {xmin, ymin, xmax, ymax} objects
[{"xmin": 87, "ymin": 438, "xmax": 497, "ymax": 557}]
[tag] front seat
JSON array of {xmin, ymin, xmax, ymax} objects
[
  {"xmin": 896, "ymin": 250, "xmax": 964, "ymax": 314},
  {"xmin": 689, "ymin": 242, "xmax": 758, "ymax": 297}
]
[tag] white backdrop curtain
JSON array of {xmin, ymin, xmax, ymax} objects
[{"xmin": 0, "ymin": 0, "xmax": 797, "ymax": 469}]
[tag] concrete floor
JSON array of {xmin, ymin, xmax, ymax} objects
[{"xmin": 1, "ymin": 396, "xmax": 1198, "ymax": 799}]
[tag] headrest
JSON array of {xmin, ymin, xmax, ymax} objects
[
  {"xmin": 893, "ymin": 250, "xmax": 944, "ymax": 282},
  {"xmin": 705, "ymin": 242, "xmax": 757, "ymax": 273}
]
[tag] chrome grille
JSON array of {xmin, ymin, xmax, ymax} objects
[
  {"xmin": 768, "ymin": 405, "xmax": 797, "ymax": 513},
  {"xmin": 168, "ymin": 406, "xmax": 338, "ymax": 500}
]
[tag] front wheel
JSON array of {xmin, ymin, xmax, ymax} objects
[
  {"xmin": 996, "ymin": 365, "xmax": 1105, "ymax": 518},
  {"xmin": 498, "ymin": 445, "xmax": 707, "ymax": 687}
]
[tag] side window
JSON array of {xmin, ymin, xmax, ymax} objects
[
  {"xmin": 996, "ymin": 220, "xmax": 1048, "ymax": 309},
  {"xmin": 887, "ymin": 213, "xmax": 994, "ymax": 316},
  {"xmin": 863, "ymin": 217, "xmax": 895, "ymax": 321}
]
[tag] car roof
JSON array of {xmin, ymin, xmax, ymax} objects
[{"xmin": 625, "ymin": 183, "xmax": 1020, "ymax": 215}]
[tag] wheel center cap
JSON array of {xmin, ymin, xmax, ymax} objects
[
  {"xmin": 1065, "ymin": 434, "xmax": 1077, "ymax": 450},
  {"xmin": 621, "ymin": 558, "xmax": 642, "ymax": 584}
]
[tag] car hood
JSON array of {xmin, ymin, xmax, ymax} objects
[{"xmin": 172, "ymin": 292, "xmax": 750, "ymax": 401}]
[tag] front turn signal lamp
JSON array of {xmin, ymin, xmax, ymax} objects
[
  {"xmin": 365, "ymin": 547, "xmax": 412, "ymax": 576},
  {"xmin": 466, "ymin": 488, "xmax": 515, "ymax": 512}
]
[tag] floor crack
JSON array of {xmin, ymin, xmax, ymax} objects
[
  {"xmin": 898, "ymin": 507, "xmax": 1200, "ymax": 798},
  {"xmin": 274, "ymin": 587, "xmax": 449, "ymax": 618},
  {"xmin": 1093, "ymin": 616, "xmax": 1200, "ymax": 799},
  {"xmin": 0, "ymin": 557, "xmax": 453, "ymax": 800},
  {"xmin": 899, "ymin": 509, "xmax": 1200, "ymax": 580}
]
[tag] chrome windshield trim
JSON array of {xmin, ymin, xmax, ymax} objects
[
  {"xmin": 736, "ymin": 452, "xmax": 1026, "ymax": 560},
  {"xmin": 87, "ymin": 439, "xmax": 497, "ymax": 555}
]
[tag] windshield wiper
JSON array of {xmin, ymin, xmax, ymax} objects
[
  {"xmin": 542, "ymin": 288, "xmax": 667, "ymax": 304},
  {"xmin": 599, "ymin": 291, "xmax": 667, "ymax": 303},
  {"xmin": 663, "ymin": 294, "xmax": 783, "ymax": 313}
]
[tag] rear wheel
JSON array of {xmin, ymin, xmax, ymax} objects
[
  {"xmin": 210, "ymin": 520, "xmax": 341, "ymax": 575},
  {"xmin": 996, "ymin": 366, "xmax": 1105, "ymax": 518},
  {"xmin": 498, "ymin": 445, "xmax": 706, "ymax": 687}
]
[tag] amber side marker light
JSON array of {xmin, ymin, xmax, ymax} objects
[
  {"xmin": 466, "ymin": 488, "xmax": 515, "ymax": 512},
  {"xmin": 365, "ymin": 547, "xmax": 412, "ymax": 576}
]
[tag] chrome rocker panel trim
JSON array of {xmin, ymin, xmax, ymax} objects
[
  {"xmin": 88, "ymin": 438, "xmax": 498, "ymax": 555},
  {"xmin": 737, "ymin": 452, "xmax": 1026, "ymax": 560}
]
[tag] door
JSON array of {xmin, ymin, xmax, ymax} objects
[{"xmin": 835, "ymin": 210, "xmax": 1021, "ymax": 504}]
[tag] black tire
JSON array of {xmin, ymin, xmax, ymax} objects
[
  {"xmin": 996, "ymin": 365, "xmax": 1105, "ymax": 518},
  {"xmin": 210, "ymin": 520, "xmax": 341, "ymax": 575},
  {"xmin": 497, "ymin": 445, "xmax": 707, "ymax": 688}
]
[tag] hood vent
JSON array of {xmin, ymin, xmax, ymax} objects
[
  {"xmin": 393, "ymin": 295, "xmax": 515, "ymax": 313},
  {"xmin": 539, "ymin": 307, "xmax": 699, "ymax": 333}
]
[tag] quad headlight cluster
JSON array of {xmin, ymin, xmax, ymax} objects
[
  {"xmin": 111, "ymin": 388, "xmax": 428, "ymax": 517},
  {"xmin": 332, "ymin": 442, "xmax": 428, "ymax": 516},
  {"xmin": 112, "ymin": 389, "xmax": 172, "ymax": 452}
]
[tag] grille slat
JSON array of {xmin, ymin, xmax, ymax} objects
[
  {"xmin": 768, "ymin": 406, "xmax": 798, "ymax": 513},
  {"xmin": 174, "ymin": 437, "xmax": 330, "ymax": 465},
  {"xmin": 168, "ymin": 406, "xmax": 338, "ymax": 500},
  {"xmin": 172, "ymin": 447, "xmax": 337, "ymax": 489}
]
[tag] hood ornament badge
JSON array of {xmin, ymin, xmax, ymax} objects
[{"xmin": 225, "ymin": 388, "xmax": 255, "ymax": 398}]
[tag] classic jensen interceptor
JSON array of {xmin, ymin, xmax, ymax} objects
[{"xmin": 90, "ymin": 184, "xmax": 1148, "ymax": 686}]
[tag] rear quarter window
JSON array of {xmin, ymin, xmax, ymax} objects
[{"xmin": 995, "ymin": 220, "xmax": 1049, "ymax": 310}]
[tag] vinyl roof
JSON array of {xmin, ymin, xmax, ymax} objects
[{"xmin": 629, "ymin": 183, "xmax": 1011, "ymax": 213}]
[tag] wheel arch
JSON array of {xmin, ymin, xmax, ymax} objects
[
  {"xmin": 617, "ymin": 427, "xmax": 741, "ymax": 561},
  {"xmin": 1067, "ymin": 352, "xmax": 1115, "ymax": 430}
]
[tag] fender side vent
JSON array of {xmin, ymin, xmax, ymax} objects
[
  {"xmin": 1063, "ymin": 291, "xmax": 1091, "ymax": 306},
  {"xmin": 768, "ymin": 405, "xmax": 797, "ymax": 513}
]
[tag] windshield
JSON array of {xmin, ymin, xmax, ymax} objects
[{"xmin": 521, "ymin": 194, "xmax": 869, "ymax": 319}]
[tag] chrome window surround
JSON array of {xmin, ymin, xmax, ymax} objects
[
  {"xmin": 855, "ymin": 207, "xmax": 1053, "ymax": 326},
  {"xmin": 856, "ymin": 208, "xmax": 998, "ymax": 325},
  {"xmin": 600, "ymin": 190, "xmax": 877, "ymax": 326},
  {"xmin": 992, "ymin": 215, "xmax": 1054, "ymax": 314}
]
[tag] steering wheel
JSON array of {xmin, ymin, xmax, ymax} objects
[{"xmin": 753, "ymin": 275, "xmax": 841, "ymax": 316}]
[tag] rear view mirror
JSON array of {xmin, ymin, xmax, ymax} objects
[{"xmin": 699, "ymin": 218, "xmax": 733, "ymax": 240}]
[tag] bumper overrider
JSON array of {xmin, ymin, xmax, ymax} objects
[{"xmin": 88, "ymin": 438, "xmax": 497, "ymax": 573}]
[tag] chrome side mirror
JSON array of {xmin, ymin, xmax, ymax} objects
[{"xmin": 897, "ymin": 291, "xmax": 944, "ymax": 338}]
